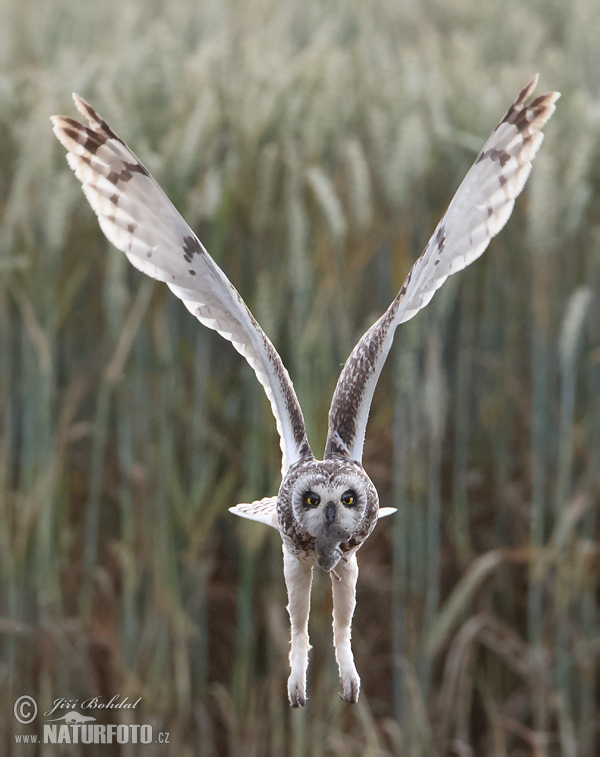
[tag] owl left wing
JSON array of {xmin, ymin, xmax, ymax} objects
[
  {"xmin": 52, "ymin": 95, "xmax": 312, "ymax": 476},
  {"xmin": 325, "ymin": 76, "xmax": 559, "ymax": 462}
]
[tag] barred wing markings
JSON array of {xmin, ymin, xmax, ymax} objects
[
  {"xmin": 51, "ymin": 94, "xmax": 311, "ymax": 476},
  {"xmin": 325, "ymin": 76, "xmax": 560, "ymax": 462}
]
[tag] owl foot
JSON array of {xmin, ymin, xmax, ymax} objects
[
  {"xmin": 288, "ymin": 677, "xmax": 306, "ymax": 707},
  {"xmin": 339, "ymin": 672, "xmax": 360, "ymax": 704}
]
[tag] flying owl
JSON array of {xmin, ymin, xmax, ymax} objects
[{"xmin": 51, "ymin": 76, "xmax": 558, "ymax": 707}]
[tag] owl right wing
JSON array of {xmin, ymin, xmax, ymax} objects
[
  {"xmin": 52, "ymin": 94, "xmax": 312, "ymax": 476},
  {"xmin": 229, "ymin": 497, "xmax": 280, "ymax": 528},
  {"xmin": 325, "ymin": 76, "xmax": 559, "ymax": 463}
]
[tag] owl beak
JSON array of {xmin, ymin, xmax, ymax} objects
[{"xmin": 324, "ymin": 502, "xmax": 336, "ymax": 525}]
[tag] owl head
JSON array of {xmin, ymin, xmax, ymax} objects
[{"xmin": 279, "ymin": 457, "xmax": 379, "ymax": 571}]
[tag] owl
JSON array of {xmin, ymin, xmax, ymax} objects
[{"xmin": 51, "ymin": 76, "xmax": 558, "ymax": 707}]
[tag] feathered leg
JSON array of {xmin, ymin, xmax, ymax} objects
[
  {"xmin": 282, "ymin": 544, "xmax": 313, "ymax": 707},
  {"xmin": 331, "ymin": 552, "xmax": 360, "ymax": 703}
]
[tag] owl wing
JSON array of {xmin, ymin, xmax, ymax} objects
[
  {"xmin": 52, "ymin": 95, "xmax": 312, "ymax": 476},
  {"xmin": 229, "ymin": 497, "xmax": 279, "ymax": 528},
  {"xmin": 325, "ymin": 76, "xmax": 559, "ymax": 462}
]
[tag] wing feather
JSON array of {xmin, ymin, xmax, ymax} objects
[
  {"xmin": 52, "ymin": 95, "xmax": 312, "ymax": 475},
  {"xmin": 325, "ymin": 76, "xmax": 559, "ymax": 461},
  {"xmin": 229, "ymin": 497, "xmax": 279, "ymax": 528}
]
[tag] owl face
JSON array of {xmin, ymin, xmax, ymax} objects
[
  {"xmin": 292, "ymin": 476, "xmax": 368, "ymax": 539},
  {"xmin": 279, "ymin": 457, "xmax": 379, "ymax": 571}
]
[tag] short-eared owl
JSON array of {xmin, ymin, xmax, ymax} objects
[{"xmin": 52, "ymin": 76, "xmax": 558, "ymax": 706}]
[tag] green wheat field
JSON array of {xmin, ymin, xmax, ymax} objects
[{"xmin": 1, "ymin": 0, "xmax": 599, "ymax": 754}]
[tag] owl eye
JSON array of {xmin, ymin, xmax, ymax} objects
[
  {"xmin": 303, "ymin": 492, "xmax": 321, "ymax": 508},
  {"xmin": 341, "ymin": 490, "xmax": 357, "ymax": 507}
]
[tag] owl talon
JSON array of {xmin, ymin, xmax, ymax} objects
[
  {"xmin": 288, "ymin": 680, "xmax": 306, "ymax": 707},
  {"xmin": 339, "ymin": 674, "xmax": 360, "ymax": 704}
]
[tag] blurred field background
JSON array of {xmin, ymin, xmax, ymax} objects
[{"xmin": 1, "ymin": 0, "xmax": 599, "ymax": 754}]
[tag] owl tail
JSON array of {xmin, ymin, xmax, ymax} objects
[{"xmin": 229, "ymin": 496, "xmax": 279, "ymax": 528}]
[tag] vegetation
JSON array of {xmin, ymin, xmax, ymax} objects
[{"xmin": 1, "ymin": 0, "xmax": 598, "ymax": 753}]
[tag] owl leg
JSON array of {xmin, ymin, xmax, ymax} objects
[
  {"xmin": 282, "ymin": 544, "xmax": 313, "ymax": 707},
  {"xmin": 331, "ymin": 552, "xmax": 360, "ymax": 703}
]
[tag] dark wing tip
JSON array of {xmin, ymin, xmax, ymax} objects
[
  {"xmin": 504, "ymin": 77, "xmax": 560, "ymax": 133},
  {"xmin": 72, "ymin": 93, "xmax": 99, "ymax": 126},
  {"xmin": 517, "ymin": 74, "xmax": 539, "ymax": 104}
]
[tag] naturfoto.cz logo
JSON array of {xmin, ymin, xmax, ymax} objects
[{"xmin": 13, "ymin": 695, "xmax": 170, "ymax": 746}]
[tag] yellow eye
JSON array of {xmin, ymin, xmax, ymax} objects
[
  {"xmin": 303, "ymin": 492, "xmax": 320, "ymax": 508},
  {"xmin": 341, "ymin": 490, "xmax": 356, "ymax": 506}
]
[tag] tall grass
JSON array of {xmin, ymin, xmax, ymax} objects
[{"xmin": 1, "ymin": 0, "xmax": 599, "ymax": 753}]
